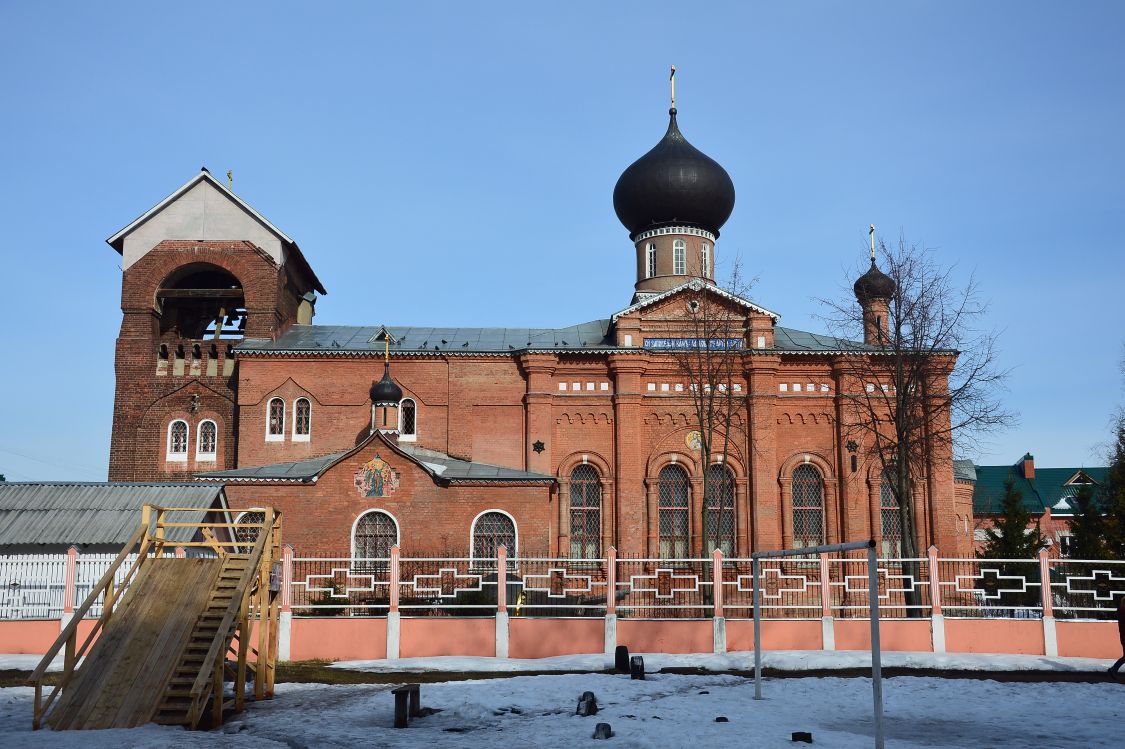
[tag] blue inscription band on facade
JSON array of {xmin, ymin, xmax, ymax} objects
[{"xmin": 643, "ymin": 338, "xmax": 744, "ymax": 350}]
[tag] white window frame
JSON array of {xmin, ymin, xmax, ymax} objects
[
  {"xmin": 350, "ymin": 509, "xmax": 401, "ymax": 559},
  {"xmin": 292, "ymin": 397, "xmax": 312, "ymax": 442},
  {"xmin": 196, "ymin": 419, "xmax": 218, "ymax": 462},
  {"xmin": 646, "ymin": 243, "xmax": 657, "ymax": 278},
  {"xmin": 673, "ymin": 239, "xmax": 686, "ymax": 275},
  {"xmin": 398, "ymin": 398, "xmax": 417, "ymax": 441},
  {"xmin": 701, "ymin": 243, "xmax": 710, "ymax": 277},
  {"xmin": 167, "ymin": 419, "xmax": 189, "ymax": 462},
  {"xmin": 266, "ymin": 397, "xmax": 286, "ymax": 442},
  {"xmin": 469, "ymin": 509, "xmax": 519, "ymax": 562}
]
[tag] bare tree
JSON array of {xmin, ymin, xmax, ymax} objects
[
  {"xmin": 820, "ymin": 234, "xmax": 1012, "ymax": 605},
  {"xmin": 665, "ymin": 262, "xmax": 755, "ymax": 556}
]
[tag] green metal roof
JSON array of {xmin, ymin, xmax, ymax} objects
[{"xmin": 971, "ymin": 460, "xmax": 1108, "ymax": 515}]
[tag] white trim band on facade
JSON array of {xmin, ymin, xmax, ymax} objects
[{"xmin": 633, "ymin": 225, "xmax": 717, "ymax": 243}]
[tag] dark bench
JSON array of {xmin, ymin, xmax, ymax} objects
[{"xmin": 392, "ymin": 684, "xmax": 421, "ymax": 728}]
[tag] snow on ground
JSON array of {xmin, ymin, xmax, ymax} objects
[
  {"xmin": 333, "ymin": 650, "xmax": 1118, "ymax": 674},
  {"xmin": 0, "ymin": 654, "xmax": 66, "ymax": 672},
  {"xmin": 3, "ymin": 671, "xmax": 1124, "ymax": 748}
]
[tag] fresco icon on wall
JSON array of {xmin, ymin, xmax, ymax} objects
[
  {"xmin": 685, "ymin": 430, "xmax": 703, "ymax": 450},
  {"xmin": 354, "ymin": 454, "xmax": 401, "ymax": 498}
]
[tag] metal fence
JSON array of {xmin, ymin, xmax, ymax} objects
[{"xmin": 3, "ymin": 549, "xmax": 1124, "ymax": 621}]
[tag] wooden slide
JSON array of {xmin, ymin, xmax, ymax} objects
[{"xmin": 29, "ymin": 506, "xmax": 281, "ymax": 731}]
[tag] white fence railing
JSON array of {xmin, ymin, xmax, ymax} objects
[{"xmin": 3, "ymin": 548, "xmax": 1123, "ymax": 621}]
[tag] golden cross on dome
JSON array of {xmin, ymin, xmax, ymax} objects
[
  {"xmin": 670, "ymin": 65, "xmax": 676, "ymax": 109},
  {"xmin": 869, "ymin": 224, "xmax": 876, "ymax": 261}
]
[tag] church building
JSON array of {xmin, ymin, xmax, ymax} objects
[{"xmin": 103, "ymin": 102, "xmax": 975, "ymax": 560}]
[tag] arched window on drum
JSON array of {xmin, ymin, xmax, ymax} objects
[
  {"xmin": 569, "ymin": 465, "xmax": 602, "ymax": 559},
  {"xmin": 791, "ymin": 464, "xmax": 825, "ymax": 548},
  {"xmin": 658, "ymin": 465, "xmax": 690, "ymax": 558},
  {"xmin": 704, "ymin": 464, "xmax": 736, "ymax": 555}
]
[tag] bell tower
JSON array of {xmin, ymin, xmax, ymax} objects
[{"xmin": 105, "ymin": 168, "xmax": 326, "ymax": 481}]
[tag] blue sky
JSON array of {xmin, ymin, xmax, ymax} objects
[{"xmin": 0, "ymin": 1, "xmax": 1122, "ymax": 481}]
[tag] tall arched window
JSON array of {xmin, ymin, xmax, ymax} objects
[
  {"xmin": 646, "ymin": 243, "xmax": 657, "ymax": 278},
  {"xmin": 472, "ymin": 511, "xmax": 517, "ymax": 565},
  {"xmin": 704, "ymin": 464, "xmax": 736, "ymax": 555},
  {"xmin": 658, "ymin": 465, "xmax": 690, "ymax": 558},
  {"xmin": 294, "ymin": 398, "xmax": 312, "ymax": 440},
  {"xmin": 570, "ymin": 465, "xmax": 602, "ymax": 559},
  {"xmin": 197, "ymin": 420, "xmax": 217, "ymax": 459},
  {"xmin": 167, "ymin": 420, "xmax": 189, "ymax": 461},
  {"xmin": 353, "ymin": 510, "xmax": 399, "ymax": 566},
  {"xmin": 234, "ymin": 509, "xmax": 266, "ymax": 551},
  {"xmin": 399, "ymin": 398, "xmax": 417, "ymax": 439},
  {"xmin": 266, "ymin": 397, "xmax": 285, "ymax": 440},
  {"xmin": 701, "ymin": 243, "xmax": 711, "ymax": 278},
  {"xmin": 791, "ymin": 464, "xmax": 825, "ymax": 548},
  {"xmin": 672, "ymin": 240, "xmax": 687, "ymax": 275},
  {"xmin": 880, "ymin": 471, "xmax": 902, "ymax": 557}
]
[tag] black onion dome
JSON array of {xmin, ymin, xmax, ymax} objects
[
  {"xmin": 853, "ymin": 260, "xmax": 896, "ymax": 302},
  {"xmin": 370, "ymin": 363, "xmax": 403, "ymax": 406},
  {"xmin": 613, "ymin": 108, "xmax": 735, "ymax": 239}
]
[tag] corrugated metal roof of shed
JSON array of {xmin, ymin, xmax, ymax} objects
[{"xmin": 0, "ymin": 483, "xmax": 226, "ymax": 547}]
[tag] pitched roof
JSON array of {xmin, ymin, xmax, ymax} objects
[
  {"xmin": 195, "ymin": 434, "xmax": 554, "ymax": 486},
  {"xmin": 953, "ymin": 459, "xmax": 977, "ymax": 482},
  {"xmin": 971, "ymin": 461, "xmax": 1108, "ymax": 515},
  {"xmin": 611, "ymin": 279, "xmax": 780, "ymax": 323},
  {"xmin": 105, "ymin": 168, "xmax": 326, "ymax": 294},
  {"xmin": 0, "ymin": 483, "xmax": 226, "ymax": 547}
]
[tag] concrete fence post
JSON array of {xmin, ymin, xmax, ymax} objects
[
  {"xmin": 928, "ymin": 545, "xmax": 945, "ymax": 653},
  {"xmin": 495, "ymin": 545, "xmax": 509, "ymax": 658},
  {"xmin": 712, "ymin": 549, "xmax": 726, "ymax": 653},
  {"xmin": 387, "ymin": 545, "xmax": 401, "ymax": 659},
  {"xmin": 819, "ymin": 551, "xmax": 835, "ymax": 650},
  {"xmin": 60, "ymin": 546, "xmax": 78, "ymax": 631},
  {"xmin": 604, "ymin": 547, "xmax": 617, "ymax": 654},
  {"xmin": 279, "ymin": 545, "xmax": 294, "ymax": 661},
  {"xmin": 1039, "ymin": 548, "xmax": 1057, "ymax": 656}
]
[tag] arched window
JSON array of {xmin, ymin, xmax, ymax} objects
[
  {"xmin": 167, "ymin": 420, "xmax": 189, "ymax": 461},
  {"xmin": 570, "ymin": 465, "xmax": 602, "ymax": 559},
  {"xmin": 197, "ymin": 420, "xmax": 217, "ymax": 459},
  {"xmin": 266, "ymin": 397, "xmax": 285, "ymax": 440},
  {"xmin": 658, "ymin": 465, "xmax": 690, "ymax": 558},
  {"xmin": 672, "ymin": 240, "xmax": 687, "ymax": 275},
  {"xmin": 704, "ymin": 464, "xmax": 736, "ymax": 555},
  {"xmin": 646, "ymin": 243, "xmax": 657, "ymax": 278},
  {"xmin": 791, "ymin": 464, "xmax": 825, "ymax": 548},
  {"xmin": 399, "ymin": 398, "xmax": 417, "ymax": 439},
  {"xmin": 234, "ymin": 510, "xmax": 266, "ymax": 551},
  {"xmin": 353, "ymin": 510, "xmax": 399, "ymax": 566},
  {"xmin": 880, "ymin": 471, "xmax": 902, "ymax": 557},
  {"xmin": 701, "ymin": 243, "xmax": 711, "ymax": 278},
  {"xmin": 472, "ymin": 511, "xmax": 517, "ymax": 564},
  {"xmin": 293, "ymin": 398, "xmax": 312, "ymax": 440}
]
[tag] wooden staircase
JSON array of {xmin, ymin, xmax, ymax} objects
[{"xmin": 155, "ymin": 553, "xmax": 252, "ymax": 726}]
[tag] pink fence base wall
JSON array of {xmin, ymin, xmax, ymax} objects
[
  {"xmin": 1057, "ymin": 621, "xmax": 1120, "ymax": 658},
  {"xmin": 0, "ymin": 621, "xmax": 62, "ymax": 654},
  {"xmin": 616, "ymin": 620, "xmax": 713, "ymax": 654},
  {"xmin": 945, "ymin": 619, "xmax": 1045, "ymax": 655},
  {"xmin": 400, "ymin": 618, "xmax": 494, "ymax": 658},
  {"xmin": 726, "ymin": 620, "xmax": 823, "ymax": 651},
  {"xmin": 509, "ymin": 618, "xmax": 604, "ymax": 660},
  {"xmin": 834, "ymin": 620, "xmax": 933, "ymax": 652},
  {"xmin": 289, "ymin": 618, "xmax": 387, "ymax": 662}
]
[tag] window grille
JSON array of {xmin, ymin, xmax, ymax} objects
[
  {"xmin": 294, "ymin": 398, "xmax": 311, "ymax": 436},
  {"xmin": 235, "ymin": 510, "xmax": 265, "ymax": 551},
  {"xmin": 658, "ymin": 465, "xmax": 690, "ymax": 558},
  {"xmin": 400, "ymin": 398, "xmax": 416, "ymax": 436},
  {"xmin": 472, "ymin": 512, "xmax": 516, "ymax": 565},
  {"xmin": 701, "ymin": 244, "xmax": 710, "ymax": 277},
  {"xmin": 197, "ymin": 420, "xmax": 217, "ymax": 455},
  {"xmin": 791, "ymin": 464, "xmax": 824, "ymax": 548},
  {"xmin": 168, "ymin": 421, "xmax": 188, "ymax": 455},
  {"xmin": 569, "ymin": 465, "xmax": 602, "ymax": 559},
  {"xmin": 647, "ymin": 243, "xmax": 657, "ymax": 278},
  {"xmin": 880, "ymin": 474, "xmax": 902, "ymax": 557},
  {"xmin": 673, "ymin": 240, "xmax": 686, "ymax": 275},
  {"xmin": 268, "ymin": 398, "xmax": 285, "ymax": 436},
  {"xmin": 704, "ymin": 464, "xmax": 736, "ymax": 555},
  {"xmin": 354, "ymin": 511, "xmax": 397, "ymax": 571}
]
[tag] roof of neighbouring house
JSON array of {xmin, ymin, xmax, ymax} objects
[
  {"xmin": 0, "ymin": 482, "xmax": 226, "ymax": 547},
  {"xmin": 971, "ymin": 460, "xmax": 1108, "ymax": 515}
]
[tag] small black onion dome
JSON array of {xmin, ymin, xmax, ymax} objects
[
  {"xmin": 370, "ymin": 363, "xmax": 403, "ymax": 406},
  {"xmin": 613, "ymin": 108, "xmax": 736, "ymax": 239},
  {"xmin": 853, "ymin": 259, "xmax": 896, "ymax": 302}
]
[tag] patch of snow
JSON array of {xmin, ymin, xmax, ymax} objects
[{"xmin": 0, "ymin": 654, "xmax": 66, "ymax": 673}]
